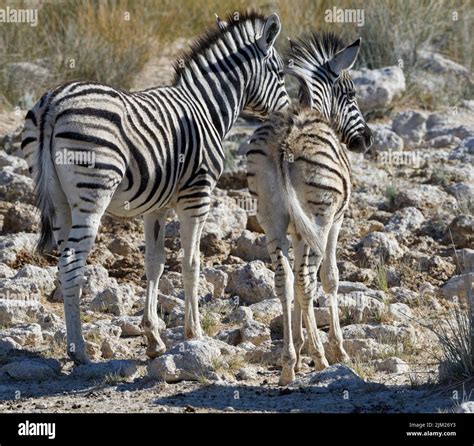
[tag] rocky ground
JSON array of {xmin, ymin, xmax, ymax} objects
[{"xmin": 0, "ymin": 43, "xmax": 473, "ymax": 413}]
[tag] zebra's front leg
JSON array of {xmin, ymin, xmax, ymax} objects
[
  {"xmin": 143, "ymin": 210, "xmax": 168, "ymax": 358},
  {"xmin": 268, "ymin": 236, "xmax": 296, "ymax": 386},
  {"xmin": 177, "ymin": 203, "xmax": 209, "ymax": 340},
  {"xmin": 293, "ymin": 238, "xmax": 329, "ymax": 371},
  {"xmin": 320, "ymin": 218, "xmax": 350, "ymax": 364}
]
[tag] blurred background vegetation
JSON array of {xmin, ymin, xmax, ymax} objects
[{"xmin": 0, "ymin": 0, "xmax": 472, "ymax": 110}]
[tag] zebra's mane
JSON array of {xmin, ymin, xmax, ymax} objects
[
  {"xmin": 285, "ymin": 31, "xmax": 345, "ymax": 71},
  {"xmin": 172, "ymin": 10, "xmax": 266, "ymax": 83}
]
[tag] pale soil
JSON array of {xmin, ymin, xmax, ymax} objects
[{"xmin": 0, "ymin": 43, "xmax": 472, "ymax": 415}]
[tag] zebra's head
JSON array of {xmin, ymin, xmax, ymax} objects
[
  {"xmin": 215, "ymin": 13, "xmax": 289, "ymax": 117},
  {"xmin": 286, "ymin": 32, "xmax": 373, "ymax": 153}
]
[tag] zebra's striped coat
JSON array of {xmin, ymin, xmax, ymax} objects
[
  {"xmin": 21, "ymin": 11, "xmax": 289, "ymax": 365},
  {"xmin": 246, "ymin": 32, "xmax": 373, "ymax": 385}
]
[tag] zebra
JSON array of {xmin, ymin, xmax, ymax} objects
[
  {"xmin": 245, "ymin": 32, "xmax": 373, "ymax": 385},
  {"xmin": 21, "ymin": 11, "xmax": 289, "ymax": 365}
]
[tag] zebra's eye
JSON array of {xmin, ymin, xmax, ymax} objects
[{"xmin": 347, "ymin": 91, "xmax": 356, "ymax": 100}]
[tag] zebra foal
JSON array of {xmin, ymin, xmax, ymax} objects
[
  {"xmin": 21, "ymin": 11, "xmax": 289, "ymax": 365},
  {"xmin": 246, "ymin": 32, "xmax": 373, "ymax": 385}
]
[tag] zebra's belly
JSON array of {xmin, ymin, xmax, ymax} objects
[
  {"xmin": 106, "ymin": 177, "xmax": 178, "ymax": 218},
  {"xmin": 106, "ymin": 191, "xmax": 177, "ymax": 218}
]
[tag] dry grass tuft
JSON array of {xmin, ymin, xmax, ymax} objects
[{"xmin": 1, "ymin": 0, "xmax": 471, "ymax": 110}]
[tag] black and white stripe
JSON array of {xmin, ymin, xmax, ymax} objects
[
  {"xmin": 21, "ymin": 11, "xmax": 289, "ymax": 365},
  {"xmin": 285, "ymin": 32, "xmax": 373, "ymax": 152},
  {"xmin": 245, "ymin": 32, "xmax": 373, "ymax": 385}
]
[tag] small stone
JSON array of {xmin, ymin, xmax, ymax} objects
[
  {"xmin": 351, "ymin": 66, "xmax": 406, "ymax": 112},
  {"xmin": 101, "ymin": 338, "xmax": 131, "ymax": 359},
  {"xmin": 2, "ymin": 203, "xmax": 40, "ymax": 234},
  {"xmin": 237, "ymin": 366, "xmax": 257, "ymax": 381},
  {"xmin": 231, "ymin": 230, "xmax": 270, "ymax": 261},
  {"xmin": 430, "ymin": 135, "xmax": 461, "ymax": 148},
  {"xmin": 389, "ymin": 303, "xmax": 413, "ymax": 321},
  {"xmin": 107, "ymin": 237, "xmax": 138, "ymax": 256},
  {"xmin": 441, "ymin": 274, "xmax": 474, "ymax": 300},
  {"xmin": 394, "ymin": 185, "xmax": 455, "ymax": 211},
  {"xmin": 240, "ymin": 319, "xmax": 271, "ymax": 346},
  {"xmin": 229, "ymin": 305, "xmax": 253, "ymax": 324},
  {"xmin": 148, "ymin": 338, "xmax": 222, "ymax": 383},
  {"xmin": 392, "ymin": 110, "xmax": 427, "ymax": 147},
  {"xmin": 360, "ymin": 231, "xmax": 404, "ymax": 262},
  {"xmin": 1, "ymin": 359, "xmax": 60, "ymax": 381},
  {"xmin": 454, "ymin": 402, "xmax": 474, "ymax": 413},
  {"xmin": 226, "ymin": 261, "xmax": 274, "ymax": 304},
  {"xmin": 249, "ymin": 298, "xmax": 282, "ymax": 323},
  {"xmin": 90, "ymin": 284, "xmax": 135, "ymax": 316},
  {"xmin": 215, "ymin": 328, "xmax": 241, "ymax": 346},
  {"xmin": 71, "ymin": 360, "xmax": 138, "ymax": 380},
  {"xmin": 202, "ymin": 268, "xmax": 228, "ymax": 298},
  {"xmin": 0, "ymin": 171, "xmax": 35, "ymax": 204},
  {"xmin": 384, "ymin": 207, "xmax": 425, "ymax": 236},
  {"xmin": 374, "ymin": 357, "xmax": 410, "ymax": 374},
  {"xmin": 369, "ymin": 124, "xmax": 404, "ymax": 152},
  {"xmin": 446, "ymin": 215, "xmax": 473, "ymax": 249},
  {"xmin": 0, "ymin": 323, "xmax": 43, "ymax": 347},
  {"xmin": 113, "ymin": 315, "xmax": 144, "ymax": 337}
]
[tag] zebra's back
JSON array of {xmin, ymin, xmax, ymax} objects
[
  {"xmin": 22, "ymin": 80, "xmax": 221, "ymax": 219},
  {"xmin": 246, "ymin": 106, "xmax": 352, "ymax": 226}
]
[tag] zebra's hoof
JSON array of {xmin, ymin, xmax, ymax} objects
[
  {"xmin": 184, "ymin": 327, "xmax": 203, "ymax": 340},
  {"xmin": 326, "ymin": 343, "xmax": 350, "ymax": 365},
  {"xmin": 69, "ymin": 351, "xmax": 91, "ymax": 366},
  {"xmin": 313, "ymin": 356, "xmax": 330, "ymax": 371},
  {"xmin": 279, "ymin": 368, "xmax": 295, "ymax": 386},
  {"xmin": 146, "ymin": 342, "xmax": 166, "ymax": 359}
]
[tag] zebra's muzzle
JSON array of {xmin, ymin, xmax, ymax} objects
[{"xmin": 347, "ymin": 125, "xmax": 373, "ymax": 153}]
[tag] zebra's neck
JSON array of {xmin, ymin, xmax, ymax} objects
[
  {"xmin": 173, "ymin": 45, "xmax": 249, "ymax": 140},
  {"xmin": 295, "ymin": 70, "xmax": 332, "ymax": 122}
]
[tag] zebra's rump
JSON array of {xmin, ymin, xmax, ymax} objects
[
  {"xmin": 246, "ymin": 106, "xmax": 352, "ymax": 221},
  {"xmin": 22, "ymin": 80, "xmax": 220, "ymax": 218}
]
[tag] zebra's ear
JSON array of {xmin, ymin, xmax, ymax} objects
[
  {"xmin": 287, "ymin": 37, "xmax": 296, "ymax": 50},
  {"xmin": 215, "ymin": 14, "xmax": 228, "ymax": 31},
  {"xmin": 257, "ymin": 13, "xmax": 281, "ymax": 53},
  {"xmin": 328, "ymin": 38, "xmax": 361, "ymax": 76}
]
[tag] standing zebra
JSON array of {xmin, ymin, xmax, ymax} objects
[
  {"xmin": 246, "ymin": 32, "xmax": 373, "ymax": 385},
  {"xmin": 21, "ymin": 11, "xmax": 289, "ymax": 365}
]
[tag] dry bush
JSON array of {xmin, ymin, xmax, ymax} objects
[
  {"xmin": 0, "ymin": 0, "xmax": 472, "ymax": 109},
  {"xmin": 434, "ymin": 302, "xmax": 473, "ymax": 383}
]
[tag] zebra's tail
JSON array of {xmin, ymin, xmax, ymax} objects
[
  {"xmin": 277, "ymin": 148, "xmax": 325, "ymax": 257},
  {"xmin": 22, "ymin": 93, "xmax": 57, "ymax": 253}
]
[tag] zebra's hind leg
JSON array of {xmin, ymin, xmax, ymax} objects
[
  {"xmin": 177, "ymin": 203, "xmax": 209, "ymax": 340},
  {"xmin": 267, "ymin": 233, "xmax": 296, "ymax": 386},
  {"xmin": 293, "ymin": 236, "xmax": 329, "ymax": 371},
  {"xmin": 320, "ymin": 218, "xmax": 350, "ymax": 364},
  {"xmin": 59, "ymin": 207, "xmax": 106, "ymax": 365},
  {"xmin": 292, "ymin": 289, "xmax": 303, "ymax": 373},
  {"xmin": 50, "ymin": 194, "xmax": 72, "ymax": 302},
  {"xmin": 292, "ymin": 237, "xmax": 305, "ymax": 373},
  {"xmin": 143, "ymin": 210, "xmax": 167, "ymax": 358}
]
